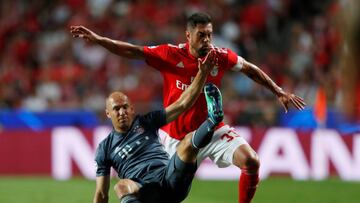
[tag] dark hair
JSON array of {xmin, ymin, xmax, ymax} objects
[{"xmin": 186, "ymin": 12, "xmax": 212, "ymax": 29}]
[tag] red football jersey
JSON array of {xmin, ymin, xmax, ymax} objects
[{"xmin": 143, "ymin": 43, "xmax": 244, "ymax": 140}]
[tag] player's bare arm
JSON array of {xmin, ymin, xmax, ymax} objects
[
  {"xmin": 70, "ymin": 25, "xmax": 144, "ymax": 59},
  {"xmin": 93, "ymin": 175, "xmax": 110, "ymax": 203},
  {"xmin": 165, "ymin": 50, "xmax": 216, "ymax": 123},
  {"xmin": 240, "ymin": 60, "xmax": 306, "ymax": 113}
]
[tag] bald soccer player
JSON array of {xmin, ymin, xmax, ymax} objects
[{"xmin": 94, "ymin": 50, "xmax": 223, "ymax": 203}]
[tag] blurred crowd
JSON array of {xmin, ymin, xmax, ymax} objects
[{"xmin": 0, "ymin": 0, "xmax": 344, "ymax": 126}]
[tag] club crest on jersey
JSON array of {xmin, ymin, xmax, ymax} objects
[
  {"xmin": 211, "ymin": 66, "xmax": 218, "ymax": 77},
  {"xmin": 176, "ymin": 61, "xmax": 184, "ymax": 68},
  {"xmin": 133, "ymin": 125, "xmax": 145, "ymax": 136}
]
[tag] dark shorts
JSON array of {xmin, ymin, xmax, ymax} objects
[{"xmin": 136, "ymin": 153, "xmax": 197, "ymax": 203}]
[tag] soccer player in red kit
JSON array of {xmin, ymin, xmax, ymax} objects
[{"xmin": 71, "ymin": 12, "xmax": 306, "ymax": 203}]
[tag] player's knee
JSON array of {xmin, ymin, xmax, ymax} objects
[
  {"xmin": 244, "ymin": 152, "xmax": 260, "ymax": 170},
  {"xmin": 234, "ymin": 146, "xmax": 260, "ymax": 171},
  {"xmin": 113, "ymin": 180, "xmax": 133, "ymax": 199},
  {"xmin": 176, "ymin": 132, "xmax": 198, "ymax": 163},
  {"xmin": 179, "ymin": 133, "xmax": 193, "ymax": 151}
]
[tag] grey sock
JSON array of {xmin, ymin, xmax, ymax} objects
[{"xmin": 191, "ymin": 118, "xmax": 216, "ymax": 149}]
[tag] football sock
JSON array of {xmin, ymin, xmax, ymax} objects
[
  {"xmin": 239, "ymin": 169, "xmax": 259, "ymax": 203},
  {"xmin": 120, "ymin": 194, "xmax": 141, "ymax": 203},
  {"xmin": 191, "ymin": 118, "xmax": 216, "ymax": 149}
]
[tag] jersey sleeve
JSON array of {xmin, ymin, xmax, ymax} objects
[
  {"xmin": 94, "ymin": 141, "xmax": 111, "ymax": 177},
  {"xmin": 143, "ymin": 44, "xmax": 169, "ymax": 72},
  {"xmin": 141, "ymin": 109, "xmax": 167, "ymax": 129},
  {"xmin": 226, "ymin": 48, "xmax": 245, "ymax": 72}
]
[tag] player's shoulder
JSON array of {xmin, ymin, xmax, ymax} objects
[
  {"xmin": 140, "ymin": 109, "xmax": 166, "ymax": 128},
  {"xmin": 212, "ymin": 44, "xmax": 233, "ymax": 55},
  {"xmin": 141, "ymin": 110, "xmax": 165, "ymax": 122},
  {"xmin": 151, "ymin": 43, "xmax": 187, "ymax": 57},
  {"xmin": 169, "ymin": 43, "xmax": 191, "ymax": 59},
  {"xmin": 147, "ymin": 43, "xmax": 184, "ymax": 49},
  {"xmin": 146, "ymin": 43, "xmax": 185, "ymax": 56},
  {"xmin": 95, "ymin": 135, "xmax": 110, "ymax": 158},
  {"xmin": 98, "ymin": 131, "xmax": 115, "ymax": 148},
  {"xmin": 165, "ymin": 43, "xmax": 187, "ymax": 51}
]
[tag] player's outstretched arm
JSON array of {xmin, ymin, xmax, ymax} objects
[
  {"xmin": 165, "ymin": 50, "xmax": 217, "ymax": 123},
  {"xmin": 240, "ymin": 60, "xmax": 306, "ymax": 113},
  {"xmin": 70, "ymin": 25, "xmax": 144, "ymax": 59},
  {"xmin": 93, "ymin": 175, "xmax": 110, "ymax": 203}
]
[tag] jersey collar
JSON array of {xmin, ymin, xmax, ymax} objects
[
  {"xmin": 112, "ymin": 128, "xmax": 126, "ymax": 137},
  {"xmin": 185, "ymin": 42, "xmax": 210, "ymax": 62}
]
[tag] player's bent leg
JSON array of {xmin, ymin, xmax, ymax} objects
[
  {"xmin": 233, "ymin": 145, "xmax": 260, "ymax": 203},
  {"xmin": 113, "ymin": 179, "xmax": 141, "ymax": 202},
  {"xmin": 191, "ymin": 125, "xmax": 259, "ymax": 203},
  {"xmin": 188, "ymin": 82, "xmax": 224, "ymax": 150},
  {"xmin": 161, "ymin": 83, "xmax": 224, "ymax": 162},
  {"xmin": 191, "ymin": 118, "xmax": 218, "ymax": 149},
  {"xmin": 177, "ymin": 83, "xmax": 224, "ymax": 162},
  {"xmin": 177, "ymin": 118, "xmax": 223, "ymax": 162},
  {"xmin": 233, "ymin": 144, "xmax": 260, "ymax": 172},
  {"xmin": 164, "ymin": 151, "xmax": 197, "ymax": 203}
]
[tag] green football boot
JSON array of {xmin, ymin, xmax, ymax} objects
[{"xmin": 204, "ymin": 83, "xmax": 224, "ymax": 124}]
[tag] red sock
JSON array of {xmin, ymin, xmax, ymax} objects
[{"xmin": 239, "ymin": 169, "xmax": 259, "ymax": 203}]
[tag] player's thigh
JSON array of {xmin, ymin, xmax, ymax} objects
[
  {"xmin": 197, "ymin": 125, "xmax": 249, "ymax": 168},
  {"xmin": 163, "ymin": 153, "xmax": 197, "ymax": 202}
]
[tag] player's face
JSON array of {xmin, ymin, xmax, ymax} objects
[
  {"xmin": 106, "ymin": 94, "xmax": 135, "ymax": 133},
  {"xmin": 187, "ymin": 23, "xmax": 213, "ymax": 57}
]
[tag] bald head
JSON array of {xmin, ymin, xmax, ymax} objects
[
  {"xmin": 105, "ymin": 91, "xmax": 135, "ymax": 133},
  {"xmin": 106, "ymin": 92, "xmax": 131, "ymax": 110}
]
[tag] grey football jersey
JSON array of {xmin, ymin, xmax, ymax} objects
[{"xmin": 95, "ymin": 110, "xmax": 170, "ymax": 182}]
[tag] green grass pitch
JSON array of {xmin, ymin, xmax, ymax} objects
[{"xmin": 0, "ymin": 177, "xmax": 359, "ymax": 203}]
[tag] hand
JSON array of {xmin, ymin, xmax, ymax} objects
[
  {"xmin": 277, "ymin": 91, "xmax": 306, "ymax": 113},
  {"xmin": 70, "ymin": 25, "xmax": 100, "ymax": 43},
  {"xmin": 198, "ymin": 49, "xmax": 218, "ymax": 74}
]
